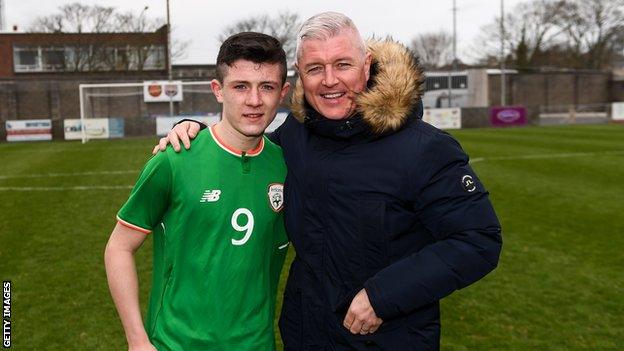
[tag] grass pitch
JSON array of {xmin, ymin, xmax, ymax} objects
[{"xmin": 0, "ymin": 124, "xmax": 622, "ymax": 350}]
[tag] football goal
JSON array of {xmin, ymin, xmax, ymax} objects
[{"xmin": 77, "ymin": 81, "xmax": 218, "ymax": 143}]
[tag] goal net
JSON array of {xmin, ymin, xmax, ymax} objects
[{"xmin": 77, "ymin": 81, "xmax": 220, "ymax": 143}]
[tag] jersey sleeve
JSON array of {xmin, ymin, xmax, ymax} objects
[{"xmin": 117, "ymin": 151, "xmax": 172, "ymax": 233}]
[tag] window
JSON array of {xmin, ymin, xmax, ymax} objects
[
  {"xmin": 143, "ymin": 45, "xmax": 166, "ymax": 70},
  {"xmin": 64, "ymin": 46, "xmax": 91, "ymax": 71},
  {"xmin": 13, "ymin": 46, "xmax": 41, "ymax": 72},
  {"xmin": 13, "ymin": 43, "xmax": 166, "ymax": 73},
  {"xmin": 425, "ymin": 75, "xmax": 468, "ymax": 91},
  {"xmin": 42, "ymin": 47, "xmax": 66, "ymax": 71},
  {"xmin": 425, "ymin": 77, "xmax": 448, "ymax": 91}
]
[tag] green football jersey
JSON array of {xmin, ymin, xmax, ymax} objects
[{"xmin": 117, "ymin": 126, "xmax": 288, "ymax": 351}]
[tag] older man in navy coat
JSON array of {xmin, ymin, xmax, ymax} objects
[{"xmin": 159, "ymin": 12, "xmax": 502, "ymax": 351}]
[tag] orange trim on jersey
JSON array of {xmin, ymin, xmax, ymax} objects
[
  {"xmin": 209, "ymin": 125, "xmax": 264, "ymax": 157},
  {"xmin": 117, "ymin": 216, "xmax": 151, "ymax": 234}
]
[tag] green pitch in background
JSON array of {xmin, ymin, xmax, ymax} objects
[{"xmin": 0, "ymin": 124, "xmax": 622, "ymax": 350}]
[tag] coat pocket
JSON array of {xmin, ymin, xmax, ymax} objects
[{"xmin": 357, "ymin": 200, "xmax": 389, "ymax": 277}]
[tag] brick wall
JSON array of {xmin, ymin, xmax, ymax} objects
[
  {"xmin": 488, "ymin": 71, "xmax": 611, "ymax": 109},
  {"xmin": 0, "ymin": 75, "xmax": 297, "ymax": 139}
]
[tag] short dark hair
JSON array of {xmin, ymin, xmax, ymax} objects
[{"xmin": 216, "ymin": 32, "xmax": 287, "ymax": 84}]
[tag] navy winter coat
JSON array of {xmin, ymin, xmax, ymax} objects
[{"xmin": 272, "ymin": 40, "xmax": 502, "ymax": 350}]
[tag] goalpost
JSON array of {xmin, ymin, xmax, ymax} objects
[{"xmin": 78, "ymin": 81, "xmax": 217, "ymax": 143}]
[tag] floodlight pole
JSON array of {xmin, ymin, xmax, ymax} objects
[
  {"xmin": 166, "ymin": 0, "xmax": 174, "ymax": 117},
  {"xmin": 452, "ymin": 0, "xmax": 457, "ymax": 103},
  {"xmin": 447, "ymin": 0, "xmax": 457, "ymax": 108},
  {"xmin": 139, "ymin": 6, "xmax": 149, "ymax": 28},
  {"xmin": 0, "ymin": 0, "xmax": 5, "ymax": 32},
  {"xmin": 500, "ymin": 0, "xmax": 506, "ymax": 106}
]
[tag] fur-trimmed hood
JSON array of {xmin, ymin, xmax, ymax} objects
[{"xmin": 290, "ymin": 38, "xmax": 424, "ymax": 135}]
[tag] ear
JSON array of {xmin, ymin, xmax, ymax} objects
[
  {"xmin": 363, "ymin": 51, "xmax": 372, "ymax": 82},
  {"xmin": 210, "ymin": 79, "xmax": 224, "ymax": 103},
  {"xmin": 279, "ymin": 81, "xmax": 291, "ymax": 103}
]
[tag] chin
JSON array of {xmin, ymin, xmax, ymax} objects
[
  {"xmin": 320, "ymin": 109, "xmax": 350, "ymax": 120},
  {"xmin": 240, "ymin": 127, "xmax": 267, "ymax": 138},
  {"xmin": 316, "ymin": 103, "xmax": 354, "ymax": 120}
]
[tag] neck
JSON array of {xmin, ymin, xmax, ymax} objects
[{"xmin": 213, "ymin": 122, "xmax": 261, "ymax": 153}]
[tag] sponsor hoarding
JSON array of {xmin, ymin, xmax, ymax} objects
[
  {"xmin": 64, "ymin": 118, "xmax": 115, "ymax": 140},
  {"xmin": 108, "ymin": 118, "xmax": 125, "ymax": 138},
  {"xmin": 156, "ymin": 114, "xmax": 221, "ymax": 136},
  {"xmin": 423, "ymin": 108, "xmax": 461, "ymax": 129},
  {"xmin": 490, "ymin": 106, "xmax": 527, "ymax": 126},
  {"xmin": 144, "ymin": 81, "xmax": 183, "ymax": 102},
  {"xmin": 6, "ymin": 119, "xmax": 52, "ymax": 142},
  {"xmin": 612, "ymin": 102, "xmax": 624, "ymax": 121}
]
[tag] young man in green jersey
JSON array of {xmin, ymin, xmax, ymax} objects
[{"xmin": 104, "ymin": 32, "xmax": 291, "ymax": 351}]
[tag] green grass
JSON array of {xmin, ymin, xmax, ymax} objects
[{"xmin": 0, "ymin": 124, "xmax": 622, "ymax": 350}]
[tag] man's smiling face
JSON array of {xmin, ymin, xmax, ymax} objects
[{"xmin": 297, "ymin": 30, "xmax": 371, "ymax": 120}]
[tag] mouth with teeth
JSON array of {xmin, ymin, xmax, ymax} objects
[
  {"xmin": 243, "ymin": 113, "xmax": 264, "ymax": 119},
  {"xmin": 321, "ymin": 92, "xmax": 346, "ymax": 100}
]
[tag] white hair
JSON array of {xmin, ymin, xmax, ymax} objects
[{"xmin": 295, "ymin": 11, "xmax": 366, "ymax": 61}]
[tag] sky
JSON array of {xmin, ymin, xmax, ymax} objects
[{"xmin": 3, "ymin": 0, "xmax": 528, "ymax": 64}]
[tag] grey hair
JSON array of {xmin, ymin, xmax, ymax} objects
[{"xmin": 295, "ymin": 11, "xmax": 366, "ymax": 61}]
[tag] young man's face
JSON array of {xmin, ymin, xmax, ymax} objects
[
  {"xmin": 296, "ymin": 29, "xmax": 372, "ymax": 120},
  {"xmin": 212, "ymin": 59, "xmax": 290, "ymax": 138}
]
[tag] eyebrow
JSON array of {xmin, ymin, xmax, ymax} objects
[
  {"xmin": 228, "ymin": 80, "xmax": 280, "ymax": 85},
  {"xmin": 304, "ymin": 56, "xmax": 356, "ymax": 68}
]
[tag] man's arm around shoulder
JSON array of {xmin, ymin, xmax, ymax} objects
[{"xmin": 152, "ymin": 119, "xmax": 206, "ymax": 154}]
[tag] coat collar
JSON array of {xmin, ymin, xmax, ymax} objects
[{"xmin": 291, "ymin": 38, "xmax": 424, "ymax": 135}]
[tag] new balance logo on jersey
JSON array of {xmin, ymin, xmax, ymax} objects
[
  {"xmin": 200, "ymin": 190, "xmax": 221, "ymax": 203},
  {"xmin": 267, "ymin": 183, "xmax": 284, "ymax": 212}
]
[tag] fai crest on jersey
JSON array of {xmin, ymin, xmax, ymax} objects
[{"xmin": 267, "ymin": 183, "xmax": 284, "ymax": 212}]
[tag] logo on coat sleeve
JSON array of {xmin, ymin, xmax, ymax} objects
[
  {"xmin": 267, "ymin": 183, "xmax": 284, "ymax": 212},
  {"xmin": 461, "ymin": 175, "xmax": 477, "ymax": 192}
]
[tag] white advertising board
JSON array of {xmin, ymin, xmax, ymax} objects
[
  {"xmin": 156, "ymin": 114, "xmax": 221, "ymax": 136},
  {"xmin": 423, "ymin": 108, "xmax": 462, "ymax": 129},
  {"xmin": 64, "ymin": 118, "xmax": 110, "ymax": 140},
  {"xmin": 144, "ymin": 81, "xmax": 183, "ymax": 102},
  {"xmin": 612, "ymin": 102, "xmax": 624, "ymax": 121},
  {"xmin": 6, "ymin": 119, "xmax": 52, "ymax": 142}
]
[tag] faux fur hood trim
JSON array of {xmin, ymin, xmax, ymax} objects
[{"xmin": 291, "ymin": 38, "xmax": 424, "ymax": 134}]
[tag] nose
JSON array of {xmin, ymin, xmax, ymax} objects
[
  {"xmin": 246, "ymin": 88, "xmax": 262, "ymax": 107},
  {"xmin": 322, "ymin": 65, "xmax": 338, "ymax": 87}
]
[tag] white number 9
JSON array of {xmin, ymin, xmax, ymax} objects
[{"xmin": 231, "ymin": 208, "xmax": 254, "ymax": 246}]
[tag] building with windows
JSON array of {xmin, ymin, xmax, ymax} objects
[
  {"xmin": 1, "ymin": 26, "xmax": 168, "ymax": 77},
  {"xmin": 422, "ymin": 71, "xmax": 471, "ymax": 108},
  {"xmin": 0, "ymin": 26, "xmax": 171, "ymax": 139}
]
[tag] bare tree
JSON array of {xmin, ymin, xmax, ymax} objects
[
  {"xmin": 471, "ymin": 0, "xmax": 567, "ymax": 69},
  {"xmin": 28, "ymin": 3, "xmax": 189, "ymax": 69},
  {"xmin": 557, "ymin": 0, "xmax": 624, "ymax": 69},
  {"xmin": 410, "ymin": 31, "xmax": 453, "ymax": 69},
  {"xmin": 472, "ymin": 0, "xmax": 624, "ymax": 69},
  {"xmin": 29, "ymin": 3, "xmax": 150, "ymax": 33},
  {"xmin": 218, "ymin": 11, "xmax": 301, "ymax": 64}
]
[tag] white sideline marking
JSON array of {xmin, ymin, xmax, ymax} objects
[
  {"xmin": 470, "ymin": 150, "xmax": 624, "ymax": 164},
  {"xmin": 0, "ymin": 185, "xmax": 133, "ymax": 191},
  {"xmin": 0, "ymin": 170, "xmax": 138, "ymax": 179}
]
